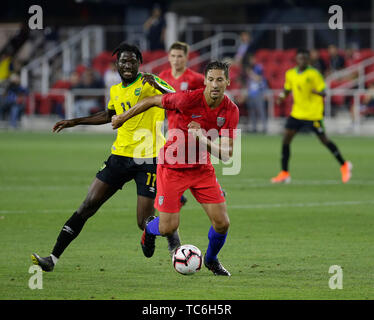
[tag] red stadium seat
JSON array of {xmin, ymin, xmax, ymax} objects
[
  {"xmin": 272, "ymin": 50, "xmax": 287, "ymax": 64},
  {"xmin": 284, "ymin": 49, "xmax": 296, "ymax": 60},
  {"xmin": 52, "ymin": 80, "xmax": 71, "ymax": 89},
  {"xmin": 34, "ymin": 93, "xmax": 52, "ymax": 115},
  {"xmin": 365, "ymin": 63, "xmax": 374, "ymax": 74},
  {"xmin": 318, "ymin": 49, "xmax": 330, "ymax": 66},
  {"xmin": 331, "ymin": 95, "xmax": 345, "ymax": 106},
  {"xmin": 255, "ymin": 49, "xmax": 272, "ymax": 65},
  {"xmin": 229, "ymin": 64, "xmax": 241, "ymax": 79},
  {"xmin": 268, "ymin": 79, "xmax": 284, "ymax": 89},
  {"xmin": 92, "ymin": 51, "xmax": 116, "ymax": 75},
  {"xmin": 360, "ymin": 49, "xmax": 374, "ymax": 60}
]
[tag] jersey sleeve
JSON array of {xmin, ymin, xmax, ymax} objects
[
  {"xmin": 313, "ymin": 70, "xmax": 326, "ymax": 92},
  {"xmin": 284, "ymin": 70, "xmax": 292, "ymax": 91},
  {"xmin": 161, "ymin": 91, "xmax": 190, "ymax": 112},
  {"xmin": 219, "ymin": 104, "xmax": 240, "ymax": 139},
  {"xmin": 107, "ymin": 86, "xmax": 115, "ymax": 110}
]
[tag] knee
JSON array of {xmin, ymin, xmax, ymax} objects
[
  {"xmin": 159, "ymin": 221, "xmax": 178, "ymax": 237},
  {"xmin": 212, "ymin": 216, "xmax": 230, "ymax": 234}
]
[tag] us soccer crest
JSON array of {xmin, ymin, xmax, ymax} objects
[
  {"xmin": 159, "ymin": 196, "xmax": 164, "ymax": 206},
  {"xmin": 217, "ymin": 117, "xmax": 225, "ymax": 127}
]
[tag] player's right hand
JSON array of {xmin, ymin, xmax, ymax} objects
[
  {"xmin": 52, "ymin": 120, "xmax": 75, "ymax": 133},
  {"xmin": 111, "ymin": 115, "xmax": 123, "ymax": 129}
]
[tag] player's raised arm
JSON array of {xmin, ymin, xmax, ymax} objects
[
  {"xmin": 53, "ymin": 110, "xmax": 115, "ymax": 133},
  {"xmin": 111, "ymin": 95, "xmax": 164, "ymax": 129}
]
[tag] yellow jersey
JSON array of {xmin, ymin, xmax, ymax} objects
[
  {"xmin": 0, "ymin": 56, "xmax": 11, "ymax": 81},
  {"xmin": 108, "ymin": 73, "xmax": 175, "ymax": 158},
  {"xmin": 284, "ymin": 66, "xmax": 326, "ymax": 121}
]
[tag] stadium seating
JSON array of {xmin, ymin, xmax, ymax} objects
[{"xmin": 34, "ymin": 48, "xmax": 374, "ymax": 117}]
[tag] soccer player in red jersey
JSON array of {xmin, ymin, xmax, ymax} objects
[
  {"xmin": 159, "ymin": 41, "xmax": 205, "ymax": 92},
  {"xmin": 112, "ymin": 61, "xmax": 239, "ymax": 276},
  {"xmin": 159, "ymin": 41, "xmax": 206, "ymax": 206}
]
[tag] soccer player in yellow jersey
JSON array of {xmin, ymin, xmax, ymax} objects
[
  {"xmin": 31, "ymin": 43, "xmax": 181, "ymax": 272},
  {"xmin": 271, "ymin": 49, "xmax": 352, "ymax": 184}
]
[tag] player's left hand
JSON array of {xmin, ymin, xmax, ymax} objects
[
  {"xmin": 141, "ymin": 73, "xmax": 161, "ymax": 90},
  {"xmin": 111, "ymin": 115, "xmax": 123, "ymax": 129}
]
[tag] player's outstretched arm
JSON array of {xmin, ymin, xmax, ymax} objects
[
  {"xmin": 111, "ymin": 95, "xmax": 164, "ymax": 129},
  {"xmin": 53, "ymin": 110, "xmax": 115, "ymax": 133}
]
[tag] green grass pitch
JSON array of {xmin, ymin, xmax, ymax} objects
[{"xmin": 0, "ymin": 130, "xmax": 373, "ymax": 300}]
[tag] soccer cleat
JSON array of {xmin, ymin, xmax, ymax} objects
[
  {"xmin": 180, "ymin": 195, "xmax": 188, "ymax": 206},
  {"xmin": 167, "ymin": 230, "xmax": 181, "ymax": 256},
  {"xmin": 140, "ymin": 216, "xmax": 156, "ymax": 258},
  {"xmin": 204, "ymin": 254, "xmax": 231, "ymax": 276},
  {"xmin": 271, "ymin": 170, "xmax": 291, "ymax": 184},
  {"xmin": 31, "ymin": 253, "xmax": 54, "ymax": 272},
  {"xmin": 340, "ymin": 161, "xmax": 352, "ymax": 183}
]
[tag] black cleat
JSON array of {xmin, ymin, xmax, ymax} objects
[
  {"xmin": 141, "ymin": 216, "xmax": 156, "ymax": 258},
  {"xmin": 31, "ymin": 253, "xmax": 54, "ymax": 272},
  {"xmin": 180, "ymin": 195, "xmax": 188, "ymax": 206},
  {"xmin": 167, "ymin": 230, "xmax": 181, "ymax": 256},
  {"xmin": 204, "ymin": 254, "xmax": 231, "ymax": 276}
]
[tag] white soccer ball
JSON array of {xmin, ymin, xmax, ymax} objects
[{"xmin": 172, "ymin": 244, "xmax": 202, "ymax": 275}]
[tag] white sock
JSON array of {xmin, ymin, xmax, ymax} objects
[{"xmin": 50, "ymin": 254, "xmax": 59, "ymax": 265}]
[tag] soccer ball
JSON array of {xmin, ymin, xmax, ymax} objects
[{"xmin": 172, "ymin": 244, "xmax": 202, "ymax": 275}]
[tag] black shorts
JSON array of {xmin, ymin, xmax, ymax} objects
[
  {"xmin": 285, "ymin": 116, "xmax": 325, "ymax": 135},
  {"xmin": 96, "ymin": 155, "xmax": 157, "ymax": 198}
]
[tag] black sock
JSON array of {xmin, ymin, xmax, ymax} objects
[
  {"xmin": 281, "ymin": 144, "xmax": 290, "ymax": 171},
  {"xmin": 326, "ymin": 141, "xmax": 345, "ymax": 165},
  {"xmin": 51, "ymin": 212, "xmax": 87, "ymax": 258}
]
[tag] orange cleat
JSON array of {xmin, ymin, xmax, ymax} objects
[
  {"xmin": 271, "ymin": 170, "xmax": 291, "ymax": 184},
  {"xmin": 340, "ymin": 161, "xmax": 352, "ymax": 183}
]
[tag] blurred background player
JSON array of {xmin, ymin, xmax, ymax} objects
[
  {"xmin": 244, "ymin": 54, "xmax": 268, "ymax": 133},
  {"xmin": 112, "ymin": 61, "xmax": 239, "ymax": 276},
  {"xmin": 0, "ymin": 73, "xmax": 27, "ymax": 129},
  {"xmin": 31, "ymin": 43, "xmax": 181, "ymax": 272},
  {"xmin": 159, "ymin": 41, "xmax": 205, "ymax": 205},
  {"xmin": 272, "ymin": 49, "xmax": 352, "ymax": 184},
  {"xmin": 159, "ymin": 41, "xmax": 205, "ymax": 93}
]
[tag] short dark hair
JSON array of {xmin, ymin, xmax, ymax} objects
[
  {"xmin": 204, "ymin": 61, "xmax": 230, "ymax": 79},
  {"xmin": 169, "ymin": 41, "xmax": 189, "ymax": 55},
  {"xmin": 297, "ymin": 48, "xmax": 310, "ymax": 56},
  {"xmin": 112, "ymin": 42, "xmax": 143, "ymax": 63}
]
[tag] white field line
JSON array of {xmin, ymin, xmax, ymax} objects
[
  {"xmin": 1, "ymin": 179, "xmax": 373, "ymax": 191},
  {"xmin": 1, "ymin": 200, "xmax": 374, "ymax": 215},
  {"xmin": 218, "ymin": 179, "xmax": 374, "ymax": 187}
]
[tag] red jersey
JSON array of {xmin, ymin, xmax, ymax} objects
[
  {"xmin": 159, "ymin": 88, "xmax": 239, "ymax": 168},
  {"xmin": 159, "ymin": 68, "xmax": 205, "ymax": 129},
  {"xmin": 158, "ymin": 68, "xmax": 205, "ymax": 92}
]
